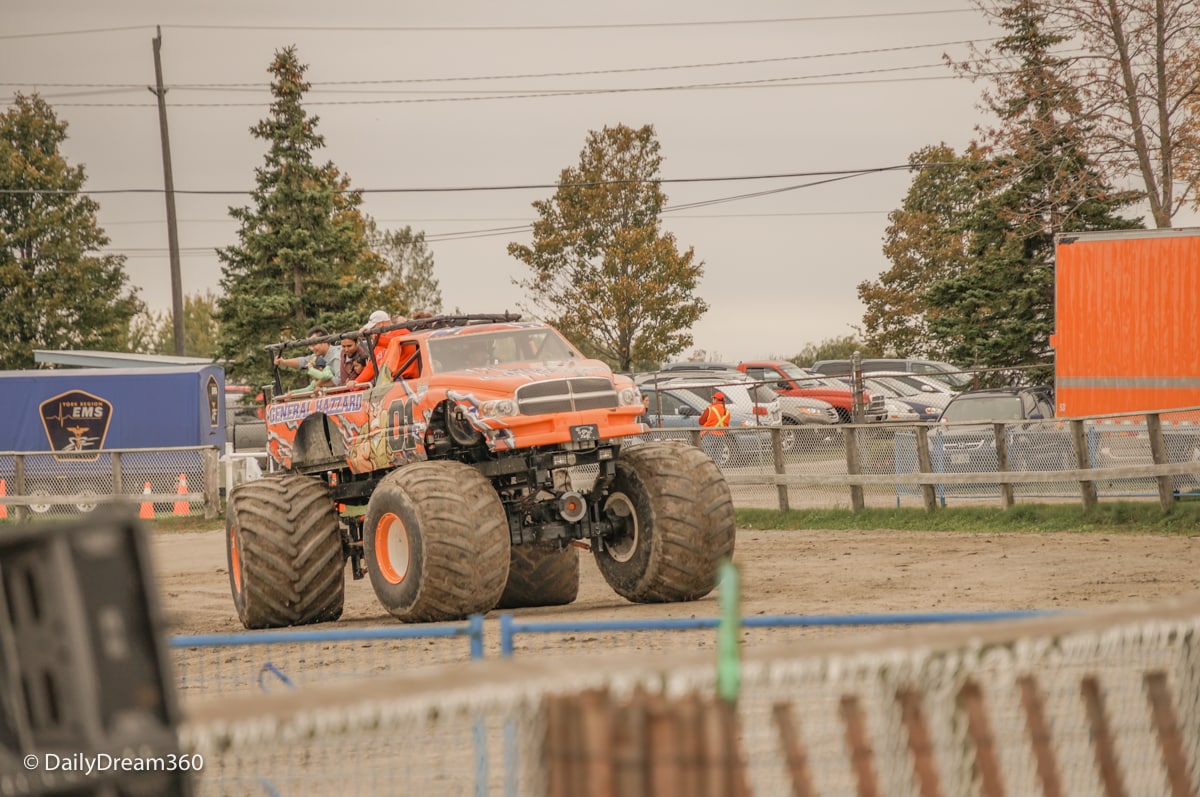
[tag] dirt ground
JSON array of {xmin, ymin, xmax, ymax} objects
[{"xmin": 151, "ymin": 526, "xmax": 1200, "ymax": 636}]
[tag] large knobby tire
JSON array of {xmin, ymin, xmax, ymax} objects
[
  {"xmin": 226, "ymin": 473, "xmax": 344, "ymax": 629},
  {"xmin": 363, "ymin": 461, "xmax": 510, "ymax": 622},
  {"xmin": 495, "ymin": 544, "xmax": 580, "ymax": 609},
  {"xmin": 594, "ymin": 442, "xmax": 736, "ymax": 603}
]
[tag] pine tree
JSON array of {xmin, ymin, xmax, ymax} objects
[
  {"xmin": 925, "ymin": 1, "xmax": 1141, "ymax": 380},
  {"xmin": 967, "ymin": 0, "xmax": 1200, "ymax": 227},
  {"xmin": 0, "ymin": 94, "xmax": 142, "ymax": 369},
  {"xmin": 864, "ymin": 3, "xmax": 1140, "ymax": 381},
  {"xmin": 508, "ymin": 124, "xmax": 707, "ymax": 371},
  {"xmin": 215, "ymin": 47, "xmax": 382, "ymax": 388}
]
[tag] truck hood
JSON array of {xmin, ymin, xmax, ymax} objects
[{"xmin": 427, "ymin": 359, "xmax": 619, "ymax": 397}]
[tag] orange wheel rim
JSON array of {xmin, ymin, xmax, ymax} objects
[
  {"xmin": 375, "ymin": 512, "xmax": 410, "ymax": 585},
  {"xmin": 229, "ymin": 524, "xmax": 243, "ymax": 593}
]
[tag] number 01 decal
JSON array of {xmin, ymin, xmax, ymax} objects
[{"xmin": 386, "ymin": 398, "xmax": 419, "ymax": 452}]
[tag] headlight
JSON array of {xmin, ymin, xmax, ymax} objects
[
  {"xmin": 479, "ymin": 398, "xmax": 518, "ymax": 418},
  {"xmin": 799, "ymin": 407, "xmax": 823, "ymax": 416},
  {"xmin": 618, "ymin": 387, "xmax": 641, "ymax": 406}
]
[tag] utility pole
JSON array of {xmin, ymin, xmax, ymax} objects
[{"xmin": 149, "ymin": 25, "xmax": 185, "ymax": 355}]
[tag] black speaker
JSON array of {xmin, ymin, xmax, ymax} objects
[{"xmin": 0, "ymin": 508, "xmax": 191, "ymax": 796}]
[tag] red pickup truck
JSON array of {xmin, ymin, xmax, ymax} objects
[{"xmin": 737, "ymin": 360, "xmax": 886, "ymax": 423}]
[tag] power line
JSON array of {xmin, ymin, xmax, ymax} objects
[
  {"xmin": 0, "ymin": 25, "xmax": 147, "ymax": 41},
  {"xmin": 420, "ymin": 171, "xmax": 889, "ymax": 243},
  {"xmin": 101, "ymin": 209, "xmax": 890, "ymax": 226},
  {"xmin": 94, "ymin": 170, "xmax": 903, "ymax": 252},
  {"xmin": 0, "ymin": 164, "xmax": 916, "ymax": 197},
  {"xmin": 0, "ymin": 39, "xmax": 995, "ymax": 92},
  {"xmin": 22, "ymin": 63, "xmax": 1105, "ymax": 107},
  {"xmin": 12, "ymin": 73, "xmax": 966, "ymax": 106},
  {"xmin": 0, "ymin": 10, "xmax": 978, "ymax": 40},
  {"xmin": 170, "ymin": 10, "xmax": 977, "ymax": 31}
]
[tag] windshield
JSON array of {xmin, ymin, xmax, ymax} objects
[
  {"xmin": 920, "ymin": 366, "xmax": 972, "ymax": 388},
  {"xmin": 676, "ymin": 383, "xmax": 758, "ymax": 408},
  {"xmin": 941, "ymin": 396, "xmax": 1024, "ymax": 422},
  {"xmin": 747, "ymin": 383, "xmax": 779, "ymax": 403},
  {"xmin": 777, "ymin": 363, "xmax": 812, "ymax": 381},
  {"xmin": 864, "ymin": 376, "xmax": 922, "ymax": 397},
  {"xmin": 860, "ymin": 379, "xmax": 901, "ymax": 398},
  {"xmin": 427, "ymin": 327, "xmax": 580, "ymax": 371},
  {"xmin": 812, "ymin": 376, "xmax": 854, "ymax": 390},
  {"xmin": 889, "ymin": 374, "xmax": 949, "ymax": 393}
]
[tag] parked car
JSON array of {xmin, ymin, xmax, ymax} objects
[
  {"xmin": 857, "ymin": 373, "xmax": 954, "ymax": 421},
  {"xmin": 732, "ymin": 360, "xmax": 888, "ymax": 423},
  {"xmin": 811, "ymin": 358, "xmax": 973, "ymax": 389},
  {"xmin": 639, "ymin": 379, "xmax": 775, "ymax": 467},
  {"xmin": 772, "ymin": 394, "xmax": 839, "ymax": 449},
  {"xmin": 639, "ymin": 367, "xmax": 838, "ymax": 449},
  {"xmin": 880, "ymin": 397, "xmax": 922, "ymax": 423},
  {"xmin": 875, "ymin": 372, "xmax": 961, "ymax": 399},
  {"xmin": 930, "ymin": 386, "xmax": 1071, "ymax": 472}
]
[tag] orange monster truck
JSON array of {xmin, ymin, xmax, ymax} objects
[{"xmin": 226, "ymin": 314, "xmax": 736, "ymax": 627}]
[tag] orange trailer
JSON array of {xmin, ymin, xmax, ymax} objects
[{"xmin": 1052, "ymin": 228, "xmax": 1200, "ymax": 418}]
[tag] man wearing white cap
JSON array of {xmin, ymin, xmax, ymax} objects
[
  {"xmin": 354, "ymin": 310, "xmax": 406, "ymax": 384},
  {"xmin": 361, "ymin": 309, "xmax": 391, "ymax": 333}
]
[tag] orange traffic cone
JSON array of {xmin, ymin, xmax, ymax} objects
[
  {"xmin": 173, "ymin": 473, "xmax": 190, "ymax": 516},
  {"xmin": 139, "ymin": 482, "xmax": 154, "ymax": 519},
  {"xmin": 0, "ymin": 478, "xmax": 7, "ymax": 520}
]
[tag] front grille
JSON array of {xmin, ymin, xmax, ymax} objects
[
  {"xmin": 867, "ymin": 395, "xmax": 886, "ymax": 415},
  {"xmin": 516, "ymin": 378, "xmax": 618, "ymax": 416}
]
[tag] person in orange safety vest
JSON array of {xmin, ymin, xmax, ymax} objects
[
  {"xmin": 698, "ymin": 391, "xmax": 731, "ymax": 435},
  {"xmin": 354, "ymin": 310, "xmax": 434, "ymax": 384}
]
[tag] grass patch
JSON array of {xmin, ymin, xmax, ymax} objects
[
  {"xmin": 736, "ymin": 501, "xmax": 1200, "ymax": 535},
  {"xmin": 147, "ymin": 515, "xmax": 226, "ymax": 534}
]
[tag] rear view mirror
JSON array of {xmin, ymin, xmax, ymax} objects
[{"xmin": 677, "ymin": 406, "xmax": 697, "ymax": 417}]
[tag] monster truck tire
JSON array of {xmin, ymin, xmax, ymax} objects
[
  {"xmin": 495, "ymin": 544, "xmax": 580, "ymax": 609},
  {"xmin": 363, "ymin": 461, "xmax": 510, "ymax": 622},
  {"xmin": 594, "ymin": 442, "xmax": 736, "ymax": 603},
  {"xmin": 226, "ymin": 473, "xmax": 344, "ymax": 630}
]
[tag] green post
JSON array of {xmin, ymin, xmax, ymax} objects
[{"xmin": 716, "ymin": 558, "xmax": 741, "ymax": 703}]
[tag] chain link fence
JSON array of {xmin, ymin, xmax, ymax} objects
[
  {"xmin": 0, "ymin": 447, "xmax": 261, "ymax": 521},
  {"xmin": 179, "ymin": 596, "xmax": 1200, "ymax": 797},
  {"xmin": 3, "ymin": 410, "xmax": 1198, "ymax": 521}
]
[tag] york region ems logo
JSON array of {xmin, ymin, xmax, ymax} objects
[{"xmin": 40, "ymin": 390, "xmax": 113, "ymax": 461}]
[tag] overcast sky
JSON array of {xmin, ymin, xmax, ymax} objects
[{"xmin": 7, "ymin": 2, "xmax": 1186, "ymax": 362}]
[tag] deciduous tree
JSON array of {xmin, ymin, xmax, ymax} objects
[
  {"xmin": 364, "ymin": 222, "xmax": 443, "ymax": 315},
  {"xmin": 0, "ymin": 94, "xmax": 142, "ymax": 369},
  {"xmin": 859, "ymin": 145, "xmax": 986, "ymax": 358},
  {"xmin": 789, "ymin": 336, "xmax": 880, "ymax": 368},
  {"xmin": 961, "ymin": 0, "xmax": 1200, "ymax": 227},
  {"xmin": 124, "ymin": 291, "xmax": 220, "ymax": 358},
  {"xmin": 508, "ymin": 124, "xmax": 707, "ymax": 372}
]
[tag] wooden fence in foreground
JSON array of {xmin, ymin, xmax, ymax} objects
[{"xmin": 543, "ymin": 668, "xmax": 1195, "ymax": 797}]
